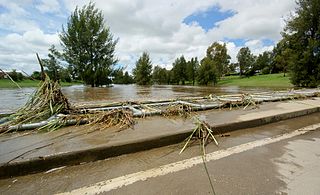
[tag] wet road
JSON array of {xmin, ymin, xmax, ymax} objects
[
  {"xmin": 0, "ymin": 114, "xmax": 319, "ymax": 194},
  {"xmin": 0, "ymin": 84, "xmax": 289, "ymax": 113}
]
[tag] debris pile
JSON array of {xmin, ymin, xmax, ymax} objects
[{"xmin": 0, "ymin": 75, "xmax": 71, "ymax": 133}]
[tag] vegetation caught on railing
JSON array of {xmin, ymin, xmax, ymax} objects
[{"xmin": 1, "ymin": 68, "xmax": 320, "ymax": 134}]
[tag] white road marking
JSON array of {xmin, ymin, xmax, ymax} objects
[{"xmin": 57, "ymin": 123, "xmax": 320, "ymax": 195}]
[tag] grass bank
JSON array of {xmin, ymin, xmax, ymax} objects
[
  {"xmin": 218, "ymin": 73, "xmax": 293, "ymax": 88},
  {"xmin": 0, "ymin": 79, "xmax": 81, "ymax": 88}
]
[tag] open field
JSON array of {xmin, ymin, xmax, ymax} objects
[
  {"xmin": 0, "ymin": 79, "xmax": 81, "ymax": 88},
  {"xmin": 218, "ymin": 73, "xmax": 292, "ymax": 88},
  {"xmin": 0, "ymin": 73, "xmax": 293, "ymax": 88}
]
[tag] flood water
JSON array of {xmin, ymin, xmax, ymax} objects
[{"xmin": 0, "ymin": 84, "xmax": 289, "ymax": 114}]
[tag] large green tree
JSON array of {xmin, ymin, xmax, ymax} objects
[
  {"xmin": 197, "ymin": 42, "xmax": 229, "ymax": 85},
  {"xmin": 206, "ymin": 42, "xmax": 230, "ymax": 77},
  {"xmin": 237, "ymin": 47, "xmax": 255, "ymax": 76},
  {"xmin": 59, "ymin": 3, "xmax": 118, "ymax": 87},
  {"xmin": 197, "ymin": 57, "xmax": 218, "ymax": 85},
  {"xmin": 133, "ymin": 52, "xmax": 153, "ymax": 85},
  {"xmin": 282, "ymin": 0, "xmax": 320, "ymax": 87}
]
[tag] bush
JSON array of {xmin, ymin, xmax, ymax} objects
[
  {"xmin": 31, "ymin": 71, "xmax": 42, "ymax": 80},
  {"xmin": 9, "ymin": 70, "xmax": 24, "ymax": 81}
]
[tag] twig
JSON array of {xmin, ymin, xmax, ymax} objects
[
  {"xmin": 36, "ymin": 53, "xmax": 45, "ymax": 81},
  {"xmin": 0, "ymin": 68, "xmax": 22, "ymax": 89},
  {"xmin": 202, "ymin": 156, "xmax": 217, "ymax": 195}
]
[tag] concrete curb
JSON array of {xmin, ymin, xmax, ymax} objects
[{"xmin": 0, "ymin": 106, "xmax": 319, "ymax": 179}]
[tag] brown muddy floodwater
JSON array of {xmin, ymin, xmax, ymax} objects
[{"xmin": 0, "ymin": 84, "xmax": 290, "ymax": 114}]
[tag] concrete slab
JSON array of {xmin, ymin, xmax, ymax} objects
[
  {"xmin": 0, "ymin": 98, "xmax": 320, "ymax": 178},
  {"xmin": 1, "ymin": 113, "xmax": 320, "ymax": 194}
]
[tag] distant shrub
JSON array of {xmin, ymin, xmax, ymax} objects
[{"xmin": 9, "ymin": 70, "xmax": 24, "ymax": 81}]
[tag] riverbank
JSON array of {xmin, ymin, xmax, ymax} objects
[
  {"xmin": 218, "ymin": 73, "xmax": 292, "ymax": 88},
  {"xmin": 0, "ymin": 79, "xmax": 81, "ymax": 88}
]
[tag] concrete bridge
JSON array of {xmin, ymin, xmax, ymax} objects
[{"xmin": 0, "ymin": 94, "xmax": 320, "ymax": 194}]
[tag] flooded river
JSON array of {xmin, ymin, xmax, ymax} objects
[{"xmin": 0, "ymin": 84, "xmax": 289, "ymax": 114}]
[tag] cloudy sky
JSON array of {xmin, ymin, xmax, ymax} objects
[{"xmin": 0, "ymin": 0, "xmax": 296, "ymax": 74}]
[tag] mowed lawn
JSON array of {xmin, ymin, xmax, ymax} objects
[
  {"xmin": 218, "ymin": 73, "xmax": 293, "ymax": 88},
  {"xmin": 0, "ymin": 79, "xmax": 79, "ymax": 88}
]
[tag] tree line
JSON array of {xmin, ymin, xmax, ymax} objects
[
  {"xmin": 24, "ymin": 0, "xmax": 319, "ymax": 87},
  {"xmin": 131, "ymin": 41, "xmax": 290, "ymax": 86}
]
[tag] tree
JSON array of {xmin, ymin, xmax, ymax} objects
[
  {"xmin": 196, "ymin": 42, "xmax": 229, "ymax": 85},
  {"xmin": 112, "ymin": 68, "xmax": 125, "ymax": 84},
  {"xmin": 273, "ymin": 40, "xmax": 293, "ymax": 76},
  {"xmin": 186, "ymin": 57, "xmax": 199, "ymax": 85},
  {"xmin": 9, "ymin": 70, "xmax": 24, "ymax": 81},
  {"xmin": 133, "ymin": 52, "xmax": 153, "ymax": 85},
  {"xmin": 152, "ymin": 66, "xmax": 169, "ymax": 84},
  {"xmin": 42, "ymin": 45, "xmax": 62, "ymax": 81},
  {"xmin": 197, "ymin": 57, "xmax": 218, "ymax": 85},
  {"xmin": 225, "ymin": 63, "xmax": 237, "ymax": 75},
  {"xmin": 282, "ymin": 0, "xmax": 320, "ymax": 87},
  {"xmin": 31, "ymin": 71, "xmax": 41, "ymax": 80},
  {"xmin": 255, "ymin": 51, "xmax": 273, "ymax": 74},
  {"xmin": 59, "ymin": 2, "xmax": 118, "ymax": 87},
  {"xmin": 112, "ymin": 68, "xmax": 134, "ymax": 84},
  {"xmin": 206, "ymin": 42, "xmax": 230, "ymax": 77},
  {"xmin": 60, "ymin": 68, "xmax": 72, "ymax": 82},
  {"xmin": 123, "ymin": 71, "xmax": 134, "ymax": 84},
  {"xmin": 237, "ymin": 47, "xmax": 255, "ymax": 76},
  {"xmin": 172, "ymin": 55, "xmax": 188, "ymax": 84}
]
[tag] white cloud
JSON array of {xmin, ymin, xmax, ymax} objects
[
  {"xmin": 244, "ymin": 39, "xmax": 274, "ymax": 56},
  {"xmin": 0, "ymin": 0, "xmax": 297, "ymax": 74},
  {"xmin": 0, "ymin": 29, "xmax": 59, "ymax": 73},
  {"xmin": 36, "ymin": 0, "xmax": 61, "ymax": 14},
  {"xmin": 0, "ymin": 0, "xmax": 39, "ymax": 32},
  {"xmin": 209, "ymin": 0, "xmax": 296, "ymax": 41},
  {"xmin": 225, "ymin": 42, "xmax": 241, "ymax": 63}
]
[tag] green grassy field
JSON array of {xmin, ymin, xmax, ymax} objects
[
  {"xmin": 218, "ymin": 73, "xmax": 293, "ymax": 88},
  {"xmin": 0, "ymin": 79, "xmax": 81, "ymax": 88},
  {"xmin": 0, "ymin": 74, "xmax": 292, "ymax": 88}
]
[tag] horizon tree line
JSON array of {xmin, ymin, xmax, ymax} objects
[{"xmin": 17, "ymin": 0, "xmax": 318, "ymax": 87}]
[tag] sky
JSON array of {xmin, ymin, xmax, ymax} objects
[{"xmin": 0, "ymin": 0, "xmax": 297, "ymax": 74}]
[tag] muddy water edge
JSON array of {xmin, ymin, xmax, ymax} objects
[{"xmin": 0, "ymin": 84, "xmax": 290, "ymax": 114}]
